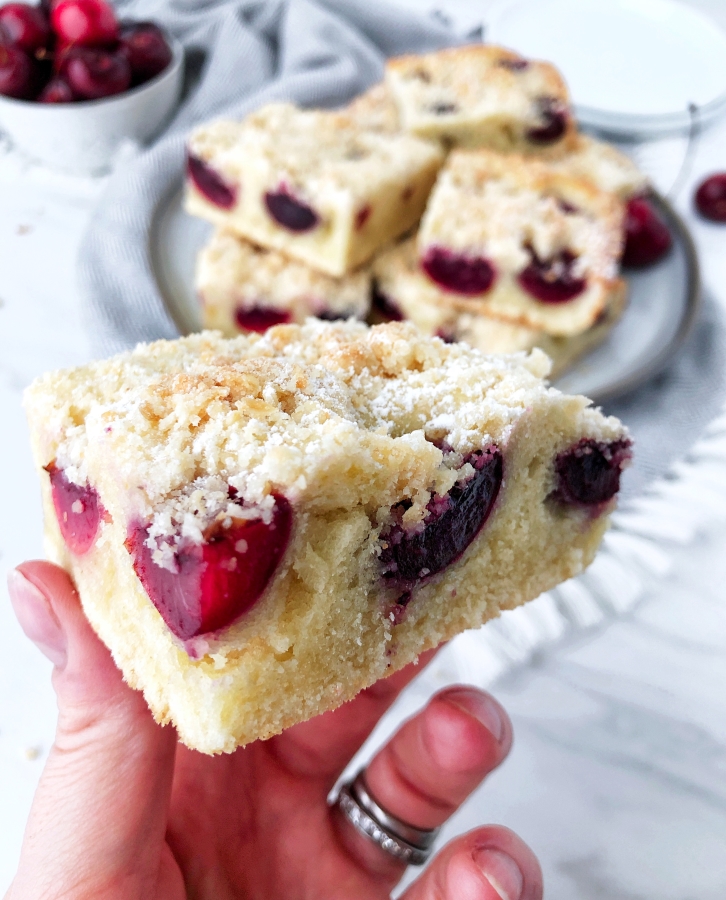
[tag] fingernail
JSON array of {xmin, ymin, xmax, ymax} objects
[
  {"xmin": 473, "ymin": 847, "xmax": 524, "ymax": 900},
  {"xmin": 8, "ymin": 569, "xmax": 67, "ymax": 668},
  {"xmin": 443, "ymin": 688, "xmax": 505, "ymax": 742}
]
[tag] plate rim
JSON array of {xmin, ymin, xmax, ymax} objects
[{"xmin": 150, "ymin": 184, "xmax": 701, "ymax": 407}]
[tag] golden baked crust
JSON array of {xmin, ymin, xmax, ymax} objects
[{"xmin": 345, "ymin": 82, "xmax": 401, "ymax": 134}]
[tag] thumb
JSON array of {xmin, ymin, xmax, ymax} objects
[{"xmin": 7, "ymin": 561, "xmax": 178, "ymax": 899}]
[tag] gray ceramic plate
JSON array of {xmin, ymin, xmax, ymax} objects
[{"xmin": 150, "ymin": 187, "xmax": 699, "ymax": 405}]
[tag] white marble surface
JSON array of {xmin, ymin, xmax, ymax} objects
[{"xmin": 1, "ymin": 1, "xmax": 726, "ymax": 895}]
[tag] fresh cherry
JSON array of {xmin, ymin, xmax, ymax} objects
[
  {"xmin": 381, "ymin": 447, "xmax": 503, "ymax": 587},
  {"xmin": 264, "ymin": 186, "xmax": 319, "ymax": 232},
  {"xmin": 622, "ymin": 196, "xmax": 672, "ymax": 267},
  {"xmin": 527, "ymin": 96, "xmax": 568, "ymax": 145},
  {"xmin": 61, "ymin": 45, "xmax": 130, "ymax": 99},
  {"xmin": 518, "ymin": 247, "xmax": 586, "ymax": 304},
  {"xmin": 186, "ymin": 153, "xmax": 237, "ymax": 209},
  {"xmin": 421, "ymin": 245, "xmax": 496, "ymax": 296},
  {"xmin": 50, "ymin": 0, "xmax": 118, "ymax": 47},
  {"xmin": 45, "ymin": 461, "xmax": 104, "ymax": 555},
  {"xmin": 0, "ymin": 40, "xmax": 37, "ymax": 98},
  {"xmin": 371, "ymin": 284, "xmax": 404, "ymax": 321},
  {"xmin": 118, "ymin": 20, "xmax": 171, "ymax": 86},
  {"xmin": 39, "ymin": 75, "xmax": 74, "ymax": 101},
  {"xmin": 126, "ymin": 494, "xmax": 292, "ymax": 641},
  {"xmin": 552, "ymin": 438, "xmax": 632, "ymax": 507},
  {"xmin": 234, "ymin": 305, "xmax": 291, "ymax": 333},
  {"xmin": 0, "ymin": 3, "xmax": 50, "ymax": 54},
  {"xmin": 695, "ymin": 173, "xmax": 726, "ymax": 223}
]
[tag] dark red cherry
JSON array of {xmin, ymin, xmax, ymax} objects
[
  {"xmin": 381, "ymin": 447, "xmax": 503, "ymax": 587},
  {"xmin": 264, "ymin": 186, "xmax": 319, "ymax": 232},
  {"xmin": 118, "ymin": 21, "xmax": 171, "ymax": 86},
  {"xmin": 421, "ymin": 246, "xmax": 496, "ymax": 296},
  {"xmin": 39, "ymin": 75, "xmax": 74, "ymax": 101},
  {"xmin": 371, "ymin": 283, "xmax": 404, "ymax": 321},
  {"xmin": 0, "ymin": 3, "xmax": 50, "ymax": 53},
  {"xmin": 126, "ymin": 494, "xmax": 292, "ymax": 641},
  {"xmin": 45, "ymin": 461, "xmax": 104, "ymax": 555},
  {"xmin": 518, "ymin": 247, "xmax": 586, "ymax": 304},
  {"xmin": 187, "ymin": 153, "xmax": 237, "ymax": 209},
  {"xmin": 695, "ymin": 173, "xmax": 726, "ymax": 223},
  {"xmin": 552, "ymin": 438, "xmax": 632, "ymax": 507},
  {"xmin": 63, "ymin": 46, "xmax": 130, "ymax": 99},
  {"xmin": 50, "ymin": 0, "xmax": 118, "ymax": 47},
  {"xmin": 622, "ymin": 196, "xmax": 672, "ymax": 267},
  {"xmin": 234, "ymin": 305, "xmax": 291, "ymax": 333},
  {"xmin": 527, "ymin": 97, "xmax": 568, "ymax": 145},
  {"xmin": 0, "ymin": 40, "xmax": 37, "ymax": 98}
]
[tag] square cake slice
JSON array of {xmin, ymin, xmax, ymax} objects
[
  {"xmin": 185, "ymin": 103, "xmax": 444, "ymax": 277},
  {"xmin": 196, "ymin": 229, "xmax": 371, "ymax": 337},
  {"xmin": 386, "ymin": 44, "xmax": 576, "ymax": 154},
  {"xmin": 373, "ymin": 237, "xmax": 626, "ymax": 377},
  {"xmin": 551, "ymin": 134, "xmax": 649, "ymax": 200},
  {"xmin": 417, "ymin": 148, "xmax": 626, "ymax": 336},
  {"xmin": 25, "ymin": 321, "xmax": 630, "ymax": 754}
]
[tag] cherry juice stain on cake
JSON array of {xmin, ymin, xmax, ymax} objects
[
  {"xmin": 234, "ymin": 305, "xmax": 291, "ymax": 333},
  {"xmin": 45, "ymin": 461, "xmax": 104, "ymax": 555},
  {"xmin": 421, "ymin": 246, "xmax": 497, "ymax": 296},
  {"xmin": 526, "ymin": 97, "xmax": 568, "ymax": 145},
  {"xmin": 622, "ymin": 196, "xmax": 672, "ymax": 267},
  {"xmin": 264, "ymin": 185, "xmax": 319, "ymax": 233},
  {"xmin": 551, "ymin": 439, "xmax": 632, "ymax": 508},
  {"xmin": 381, "ymin": 447, "xmax": 503, "ymax": 589},
  {"xmin": 187, "ymin": 154, "xmax": 237, "ymax": 210},
  {"xmin": 695, "ymin": 174, "xmax": 726, "ymax": 223},
  {"xmin": 126, "ymin": 494, "xmax": 292, "ymax": 641},
  {"xmin": 518, "ymin": 247, "xmax": 586, "ymax": 304}
]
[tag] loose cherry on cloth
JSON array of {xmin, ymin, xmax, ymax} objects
[{"xmin": 6, "ymin": 558, "xmax": 543, "ymax": 900}]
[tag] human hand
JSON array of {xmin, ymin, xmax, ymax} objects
[{"xmin": 6, "ymin": 560, "xmax": 542, "ymax": 900}]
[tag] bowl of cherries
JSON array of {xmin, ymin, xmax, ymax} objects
[{"xmin": 0, "ymin": 0, "xmax": 183, "ymax": 173}]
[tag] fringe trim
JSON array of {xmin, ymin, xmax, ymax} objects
[{"xmin": 440, "ymin": 401, "xmax": 726, "ymax": 687}]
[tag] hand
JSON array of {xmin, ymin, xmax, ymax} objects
[{"xmin": 6, "ymin": 560, "xmax": 542, "ymax": 900}]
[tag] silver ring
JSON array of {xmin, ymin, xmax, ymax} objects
[{"xmin": 334, "ymin": 770, "xmax": 440, "ymax": 866}]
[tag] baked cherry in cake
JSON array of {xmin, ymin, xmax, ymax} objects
[
  {"xmin": 695, "ymin": 173, "xmax": 726, "ymax": 223},
  {"xmin": 527, "ymin": 97, "xmax": 568, "ymax": 145},
  {"xmin": 45, "ymin": 461, "xmax": 103, "ymax": 555},
  {"xmin": 622, "ymin": 196, "xmax": 672, "ymax": 267},
  {"xmin": 421, "ymin": 246, "xmax": 496, "ymax": 296},
  {"xmin": 264, "ymin": 185, "xmax": 319, "ymax": 233},
  {"xmin": 187, "ymin": 154, "xmax": 237, "ymax": 210},
  {"xmin": 234, "ymin": 305, "xmax": 291, "ymax": 333},
  {"xmin": 518, "ymin": 247, "xmax": 586, "ymax": 304},
  {"xmin": 382, "ymin": 448, "xmax": 502, "ymax": 587},
  {"xmin": 552, "ymin": 439, "xmax": 632, "ymax": 506},
  {"xmin": 126, "ymin": 495, "xmax": 292, "ymax": 641}
]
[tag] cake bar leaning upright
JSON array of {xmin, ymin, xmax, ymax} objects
[
  {"xmin": 25, "ymin": 321, "xmax": 631, "ymax": 754},
  {"xmin": 185, "ymin": 103, "xmax": 444, "ymax": 277}
]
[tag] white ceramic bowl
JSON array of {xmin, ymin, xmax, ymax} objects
[{"xmin": 0, "ymin": 34, "xmax": 183, "ymax": 175}]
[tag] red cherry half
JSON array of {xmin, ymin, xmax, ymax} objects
[
  {"xmin": 126, "ymin": 494, "xmax": 292, "ymax": 641},
  {"xmin": 421, "ymin": 245, "xmax": 496, "ymax": 296},
  {"xmin": 622, "ymin": 196, "xmax": 672, "ymax": 267},
  {"xmin": 51, "ymin": 0, "xmax": 118, "ymax": 47},
  {"xmin": 187, "ymin": 153, "xmax": 238, "ymax": 209},
  {"xmin": 551, "ymin": 438, "xmax": 632, "ymax": 507},
  {"xmin": 45, "ymin": 461, "xmax": 104, "ymax": 555},
  {"xmin": 234, "ymin": 305, "xmax": 291, "ymax": 333},
  {"xmin": 518, "ymin": 247, "xmax": 586, "ymax": 304},
  {"xmin": 695, "ymin": 173, "xmax": 726, "ymax": 223},
  {"xmin": 0, "ymin": 3, "xmax": 50, "ymax": 54}
]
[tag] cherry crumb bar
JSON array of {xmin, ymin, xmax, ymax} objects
[
  {"xmin": 25, "ymin": 321, "xmax": 630, "ymax": 754},
  {"xmin": 385, "ymin": 44, "xmax": 576, "ymax": 154},
  {"xmin": 184, "ymin": 102, "xmax": 444, "ymax": 277},
  {"xmin": 417, "ymin": 148, "xmax": 626, "ymax": 336},
  {"xmin": 196, "ymin": 229, "xmax": 371, "ymax": 337}
]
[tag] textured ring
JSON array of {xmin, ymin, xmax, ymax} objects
[{"xmin": 334, "ymin": 770, "xmax": 440, "ymax": 866}]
